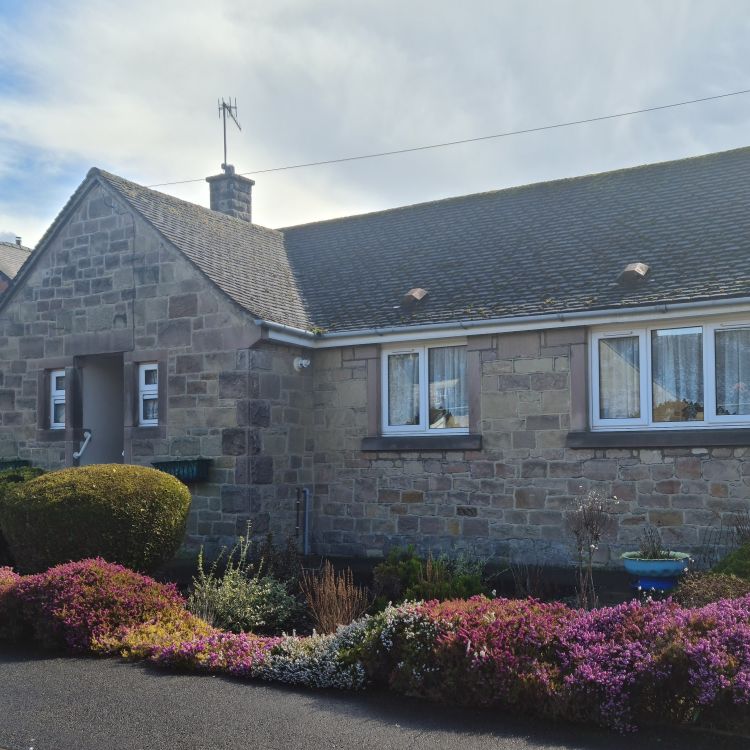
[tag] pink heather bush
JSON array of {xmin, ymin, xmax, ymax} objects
[
  {"xmin": 12, "ymin": 558, "xmax": 187, "ymax": 653},
  {"xmin": 381, "ymin": 597, "xmax": 574, "ymax": 711}
]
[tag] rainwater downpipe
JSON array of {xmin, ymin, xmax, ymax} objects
[
  {"xmin": 303, "ymin": 487, "xmax": 311, "ymax": 556},
  {"xmin": 296, "ymin": 487, "xmax": 312, "ymax": 556}
]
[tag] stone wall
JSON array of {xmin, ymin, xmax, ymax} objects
[
  {"xmin": 310, "ymin": 331, "xmax": 750, "ymax": 565},
  {"xmin": 0, "ymin": 180, "xmax": 311, "ymax": 553}
]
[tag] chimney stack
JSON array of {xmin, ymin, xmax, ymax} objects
[
  {"xmin": 206, "ymin": 164, "xmax": 255, "ymax": 223},
  {"xmin": 15, "ymin": 236, "xmax": 21, "ymax": 247}
]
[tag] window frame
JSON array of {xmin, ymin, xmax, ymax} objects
[
  {"xmin": 590, "ymin": 319, "xmax": 750, "ymax": 430},
  {"xmin": 380, "ymin": 339, "xmax": 469, "ymax": 436},
  {"xmin": 138, "ymin": 362, "xmax": 159, "ymax": 427},
  {"xmin": 49, "ymin": 369, "xmax": 66, "ymax": 430}
]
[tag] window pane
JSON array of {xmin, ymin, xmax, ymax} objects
[
  {"xmin": 54, "ymin": 375, "xmax": 65, "ymax": 391},
  {"xmin": 53, "ymin": 402, "xmax": 65, "ymax": 425},
  {"xmin": 388, "ymin": 353, "xmax": 420, "ymax": 426},
  {"xmin": 716, "ymin": 328, "xmax": 750, "ymax": 416},
  {"xmin": 598, "ymin": 336, "xmax": 640, "ymax": 419},
  {"xmin": 144, "ymin": 368, "xmax": 158, "ymax": 386},
  {"xmin": 142, "ymin": 397, "xmax": 158, "ymax": 423},
  {"xmin": 652, "ymin": 327, "xmax": 704, "ymax": 422},
  {"xmin": 428, "ymin": 346, "xmax": 468, "ymax": 428}
]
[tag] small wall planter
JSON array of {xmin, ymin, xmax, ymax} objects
[
  {"xmin": 0, "ymin": 459, "xmax": 31, "ymax": 471},
  {"xmin": 151, "ymin": 459, "xmax": 212, "ymax": 484},
  {"xmin": 621, "ymin": 552, "xmax": 690, "ymax": 592}
]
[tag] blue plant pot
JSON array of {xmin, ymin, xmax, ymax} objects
[{"xmin": 621, "ymin": 552, "xmax": 690, "ymax": 592}]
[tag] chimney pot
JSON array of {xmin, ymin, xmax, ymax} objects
[{"xmin": 206, "ymin": 165, "xmax": 255, "ymax": 222}]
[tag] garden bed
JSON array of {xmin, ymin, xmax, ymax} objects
[{"xmin": 1, "ymin": 558, "xmax": 749, "ymax": 735}]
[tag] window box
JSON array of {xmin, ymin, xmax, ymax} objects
[
  {"xmin": 0, "ymin": 459, "xmax": 31, "ymax": 471},
  {"xmin": 151, "ymin": 459, "xmax": 212, "ymax": 484},
  {"xmin": 591, "ymin": 320, "xmax": 750, "ymax": 431},
  {"xmin": 381, "ymin": 340, "xmax": 469, "ymax": 436}
]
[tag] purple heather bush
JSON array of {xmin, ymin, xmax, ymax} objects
[
  {"xmin": 146, "ymin": 631, "xmax": 282, "ymax": 676},
  {"xmin": 352, "ymin": 595, "xmax": 750, "ymax": 732}
]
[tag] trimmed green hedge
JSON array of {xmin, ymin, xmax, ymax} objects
[
  {"xmin": 0, "ymin": 467, "xmax": 46, "ymax": 565},
  {"xmin": 0, "ymin": 464, "xmax": 191, "ymax": 573}
]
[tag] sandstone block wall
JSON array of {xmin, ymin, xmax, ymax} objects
[
  {"xmin": 310, "ymin": 331, "xmax": 750, "ymax": 565},
  {"xmin": 0, "ymin": 181, "xmax": 311, "ymax": 554}
]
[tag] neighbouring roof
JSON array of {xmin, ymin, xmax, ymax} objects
[
  {"xmin": 10, "ymin": 146, "xmax": 750, "ymax": 333},
  {"xmin": 0, "ymin": 241, "xmax": 32, "ymax": 281}
]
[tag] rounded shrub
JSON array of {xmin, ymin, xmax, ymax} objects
[
  {"xmin": 714, "ymin": 544, "xmax": 750, "ymax": 580},
  {"xmin": 0, "ymin": 464, "xmax": 191, "ymax": 573}
]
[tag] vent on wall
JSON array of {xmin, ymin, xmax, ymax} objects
[{"xmin": 618, "ymin": 262, "xmax": 650, "ymax": 283}]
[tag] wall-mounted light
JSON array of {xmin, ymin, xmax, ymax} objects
[{"xmin": 294, "ymin": 357, "xmax": 311, "ymax": 371}]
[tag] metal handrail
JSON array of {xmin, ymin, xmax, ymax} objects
[{"xmin": 73, "ymin": 430, "xmax": 92, "ymax": 460}]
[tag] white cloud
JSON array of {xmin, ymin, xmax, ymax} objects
[{"xmin": 1, "ymin": 0, "xmax": 750, "ymax": 246}]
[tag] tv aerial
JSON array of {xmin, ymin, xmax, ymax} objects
[{"xmin": 218, "ymin": 98, "xmax": 241, "ymax": 173}]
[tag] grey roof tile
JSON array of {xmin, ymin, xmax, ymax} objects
[
  {"xmin": 281, "ymin": 146, "xmax": 750, "ymax": 332},
  {"xmin": 94, "ymin": 170, "xmax": 310, "ymax": 329}
]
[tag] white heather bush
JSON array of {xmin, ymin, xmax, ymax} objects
[{"xmin": 256, "ymin": 617, "xmax": 371, "ymax": 690}]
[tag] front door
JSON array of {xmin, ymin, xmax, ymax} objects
[{"xmin": 77, "ymin": 353, "xmax": 124, "ymax": 465}]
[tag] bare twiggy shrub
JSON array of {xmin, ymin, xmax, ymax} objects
[
  {"xmin": 565, "ymin": 489, "xmax": 617, "ymax": 610},
  {"xmin": 300, "ymin": 561, "xmax": 369, "ymax": 634},
  {"xmin": 731, "ymin": 509, "xmax": 750, "ymax": 547},
  {"xmin": 637, "ymin": 525, "xmax": 671, "ymax": 560},
  {"xmin": 510, "ymin": 559, "xmax": 546, "ymax": 599}
]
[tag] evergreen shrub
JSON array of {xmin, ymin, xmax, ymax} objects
[{"xmin": 0, "ymin": 464, "xmax": 190, "ymax": 573}]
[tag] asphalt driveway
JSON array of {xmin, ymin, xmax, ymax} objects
[{"xmin": 0, "ymin": 645, "xmax": 746, "ymax": 750}]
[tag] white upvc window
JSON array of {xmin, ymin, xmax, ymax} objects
[
  {"xmin": 138, "ymin": 363, "xmax": 159, "ymax": 426},
  {"xmin": 381, "ymin": 340, "xmax": 469, "ymax": 435},
  {"xmin": 591, "ymin": 320, "xmax": 750, "ymax": 430},
  {"xmin": 50, "ymin": 369, "xmax": 66, "ymax": 430}
]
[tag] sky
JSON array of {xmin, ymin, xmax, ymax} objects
[{"xmin": 1, "ymin": 0, "xmax": 750, "ymax": 248}]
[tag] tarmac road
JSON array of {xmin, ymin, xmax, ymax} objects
[{"xmin": 0, "ymin": 644, "xmax": 746, "ymax": 750}]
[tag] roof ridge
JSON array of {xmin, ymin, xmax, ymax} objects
[
  {"xmin": 93, "ymin": 168, "xmax": 284, "ymax": 237},
  {"xmin": 278, "ymin": 144, "xmax": 750, "ymax": 232}
]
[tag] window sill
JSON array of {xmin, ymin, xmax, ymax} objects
[
  {"xmin": 567, "ymin": 429, "xmax": 750, "ymax": 449},
  {"xmin": 361, "ymin": 434, "xmax": 482, "ymax": 451}
]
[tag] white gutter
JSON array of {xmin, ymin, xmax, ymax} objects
[{"xmin": 255, "ymin": 296, "xmax": 750, "ymax": 349}]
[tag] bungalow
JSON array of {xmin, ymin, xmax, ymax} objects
[{"xmin": 1, "ymin": 147, "xmax": 749, "ymax": 565}]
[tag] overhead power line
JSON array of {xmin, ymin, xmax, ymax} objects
[{"xmin": 147, "ymin": 87, "xmax": 750, "ymax": 188}]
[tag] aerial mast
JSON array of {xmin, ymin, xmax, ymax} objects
[{"xmin": 218, "ymin": 97, "xmax": 241, "ymax": 172}]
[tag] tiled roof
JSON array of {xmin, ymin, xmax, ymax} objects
[
  {"xmin": 18, "ymin": 147, "xmax": 750, "ymax": 333},
  {"xmin": 0, "ymin": 241, "xmax": 31, "ymax": 280},
  {"xmin": 94, "ymin": 170, "xmax": 310, "ymax": 329},
  {"xmin": 281, "ymin": 146, "xmax": 750, "ymax": 332}
]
